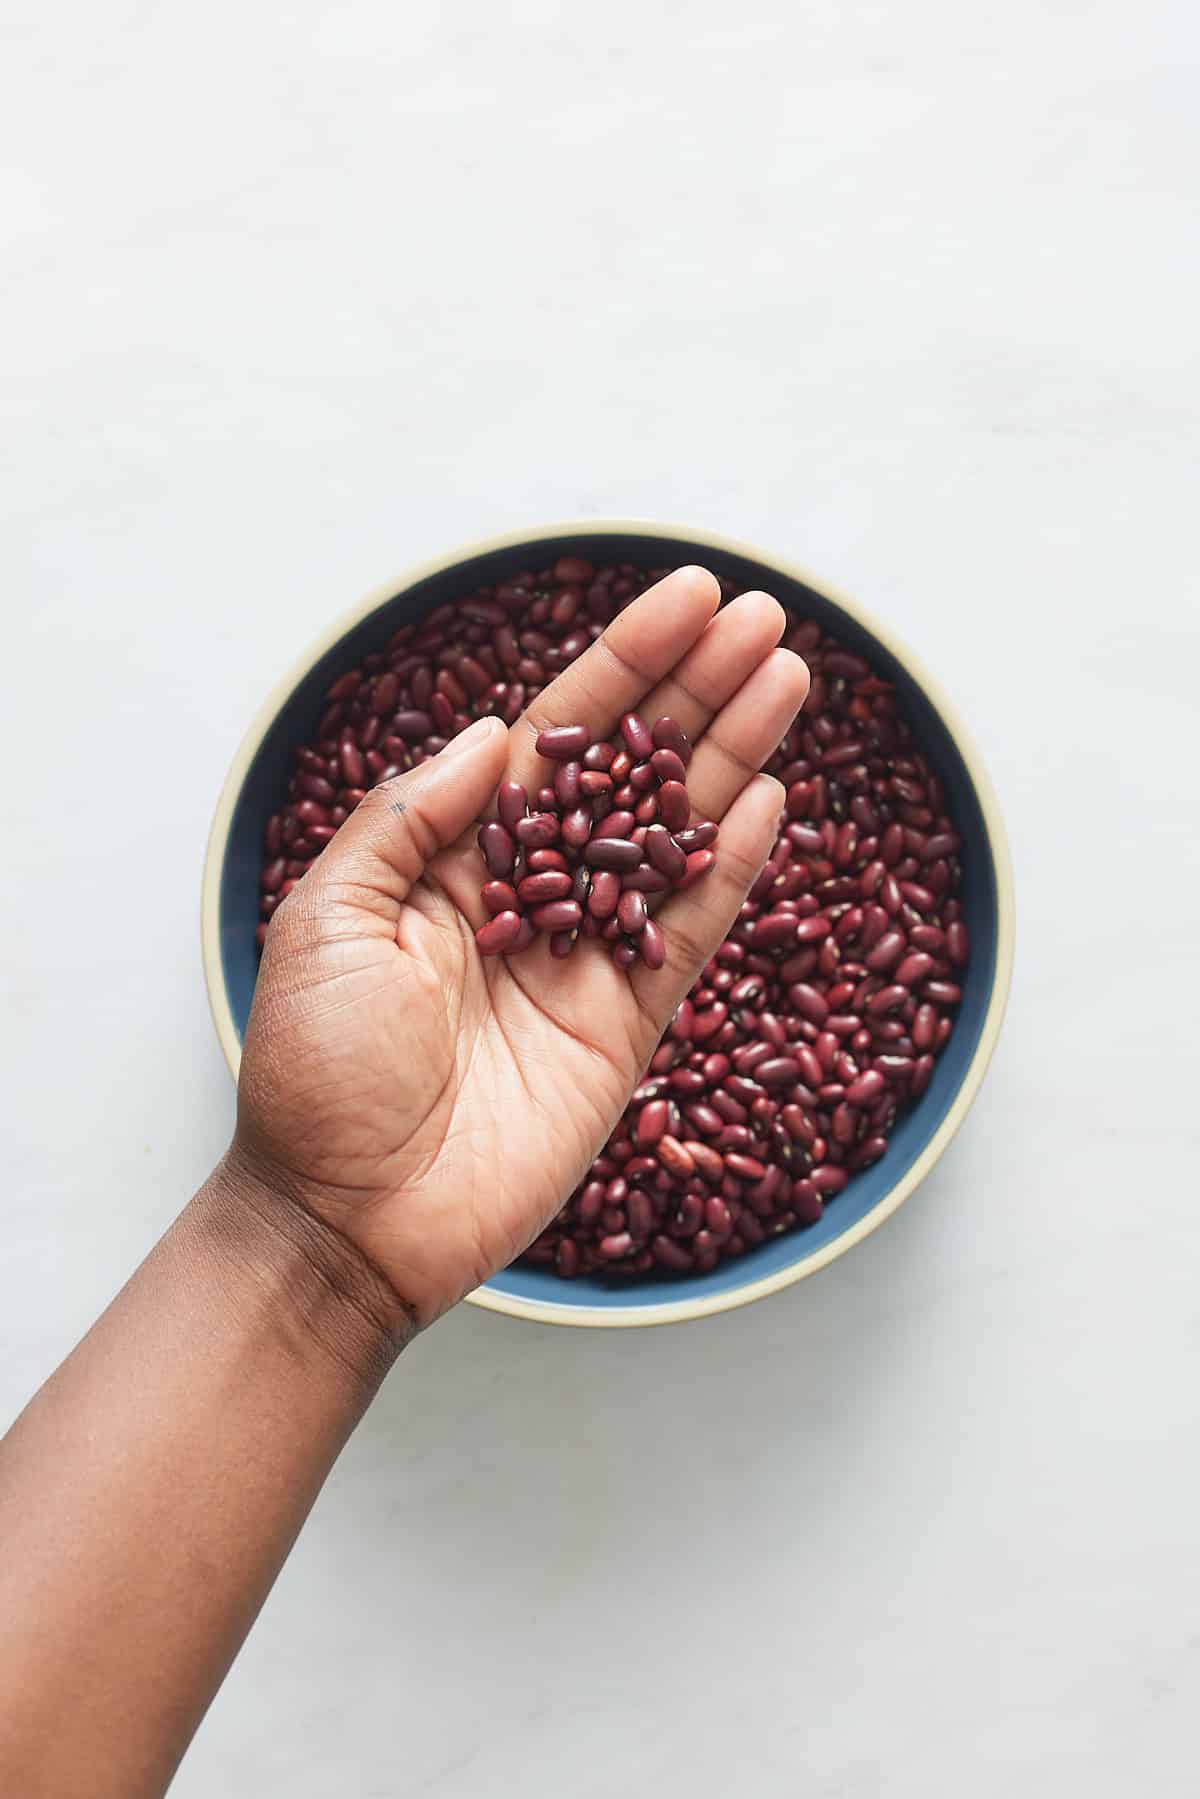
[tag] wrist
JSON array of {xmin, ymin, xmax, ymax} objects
[{"xmin": 185, "ymin": 1146, "xmax": 416, "ymax": 1397}]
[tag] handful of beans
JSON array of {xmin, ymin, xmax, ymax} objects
[
  {"xmin": 474, "ymin": 712, "xmax": 716, "ymax": 970},
  {"xmin": 258, "ymin": 557, "xmax": 967, "ymax": 1281}
]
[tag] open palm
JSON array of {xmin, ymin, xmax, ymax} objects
[{"xmin": 237, "ymin": 567, "xmax": 809, "ymax": 1328}]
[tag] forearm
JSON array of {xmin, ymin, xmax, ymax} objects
[{"xmin": 0, "ymin": 1154, "xmax": 410, "ymax": 1799}]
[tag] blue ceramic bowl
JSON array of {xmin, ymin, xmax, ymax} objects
[{"xmin": 203, "ymin": 522, "xmax": 1014, "ymax": 1328}]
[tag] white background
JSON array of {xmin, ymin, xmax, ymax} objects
[{"xmin": 3, "ymin": 2, "xmax": 1199, "ymax": 1793}]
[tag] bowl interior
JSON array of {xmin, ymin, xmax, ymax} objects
[{"xmin": 215, "ymin": 531, "xmax": 1000, "ymax": 1316}]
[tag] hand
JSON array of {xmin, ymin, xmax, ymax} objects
[{"xmin": 235, "ymin": 567, "xmax": 809, "ymax": 1331}]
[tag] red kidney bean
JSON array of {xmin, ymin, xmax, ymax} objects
[
  {"xmin": 669, "ymin": 1000, "xmax": 695, "ymax": 1041},
  {"xmin": 784, "ymin": 984, "xmax": 824, "ymax": 1027},
  {"xmin": 733, "ymin": 1039, "xmax": 772, "ymax": 1074},
  {"xmin": 482, "ymin": 880, "xmax": 519, "ymax": 915},
  {"xmin": 576, "ymin": 1181, "xmax": 605, "ymax": 1227},
  {"xmin": 864, "ymin": 931, "xmax": 905, "ymax": 973},
  {"xmin": 832, "ymin": 1102, "xmax": 862, "ymax": 1145},
  {"xmin": 478, "ymin": 822, "xmax": 516, "ymax": 879},
  {"xmin": 638, "ymin": 920, "xmax": 666, "ymax": 969},
  {"xmin": 617, "ymin": 889, "xmax": 648, "ymax": 935},
  {"xmin": 675, "ymin": 822, "xmax": 718, "ymax": 853},
  {"xmin": 475, "ymin": 910, "xmax": 523, "ymax": 955},
  {"xmin": 725, "ymin": 1153, "xmax": 766, "ymax": 1182},
  {"xmin": 647, "ymin": 746, "xmax": 687, "ymax": 787},
  {"xmin": 809, "ymin": 1164, "xmax": 849, "ymax": 1196},
  {"xmin": 751, "ymin": 913, "xmax": 797, "ymax": 950},
  {"xmin": 651, "ymin": 716, "xmax": 692, "ymax": 763},
  {"xmin": 724, "ymin": 1075, "xmax": 766, "ymax": 1108},
  {"xmin": 694, "ymin": 1006, "xmax": 729, "ymax": 1046},
  {"xmin": 657, "ymin": 1137, "xmax": 695, "ymax": 1180},
  {"xmin": 757, "ymin": 1057, "xmax": 802, "ymax": 1089},
  {"xmin": 909, "ymin": 922, "xmax": 946, "ymax": 954},
  {"xmin": 583, "ymin": 837, "xmax": 643, "ymax": 871},
  {"xmin": 899, "ymin": 881, "xmax": 936, "ymax": 912},
  {"xmin": 681, "ymin": 1099, "xmax": 721, "ymax": 1135},
  {"xmin": 652, "ymin": 1235, "xmax": 693, "ymax": 1270},
  {"xmin": 528, "ymin": 848, "xmax": 568, "ymax": 873},
  {"xmin": 593, "ymin": 809, "xmax": 636, "ymax": 839},
  {"xmin": 514, "ymin": 812, "xmax": 560, "ymax": 849},
  {"xmin": 895, "ymin": 951, "xmax": 934, "ymax": 987},
  {"xmin": 705, "ymin": 1196, "xmax": 733, "ymax": 1236},
  {"xmin": 297, "ymin": 773, "xmax": 337, "ymax": 805},
  {"xmin": 583, "ymin": 740, "xmax": 616, "ymax": 772},
  {"xmin": 866, "ymin": 984, "xmax": 908, "ymax": 1016},
  {"xmin": 857, "ymin": 905, "xmax": 887, "ymax": 953},
  {"xmin": 561, "ymin": 806, "xmax": 593, "ymax": 848},
  {"xmin": 793, "ymin": 915, "xmax": 832, "ymax": 943},
  {"xmin": 688, "ymin": 1143, "xmax": 726, "ymax": 1183},
  {"xmin": 654, "ymin": 780, "xmax": 689, "ymax": 833},
  {"xmin": 536, "ymin": 724, "xmax": 590, "ymax": 760},
  {"xmin": 844, "ymin": 1070, "xmax": 886, "ymax": 1106},
  {"xmin": 620, "ymin": 712, "xmax": 655, "ymax": 758},
  {"xmin": 679, "ymin": 849, "xmax": 717, "ymax": 890},
  {"xmin": 586, "ymin": 871, "xmax": 621, "ymax": 918},
  {"xmin": 393, "ymin": 709, "xmax": 434, "ymax": 739},
  {"xmin": 780, "ymin": 1107, "xmax": 815, "ymax": 1148},
  {"xmin": 338, "ymin": 740, "xmax": 366, "ymax": 787},
  {"xmin": 636, "ymin": 1100, "xmax": 669, "ymax": 1145},
  {"xmin": 368, "ymin": 671, "xmax": 398, "ymax": 715},
  {"xmin": 518, "ymin": 871, "xmax": 573, "ymax": 904},
  {"xmin": 579, "ymin": 769, "xmax": 612, "ymax": 798},
  {"xmin": 643, "ymin": 824, "xmax": 687, "ymax": 881},
  {"xmin": 457, "ymin": 655, "xmax": 491, "ymax": 698},
  {"xmin": 553, "ymin": 556, "xmax": 594, "ymax": 583},
  {"xmin": 529, "ymin": 899, "xmax": 583, "ymax": 931},
  {"xmin": 554, "ymin": 761, "xmax": 582, "ymax": 805}
]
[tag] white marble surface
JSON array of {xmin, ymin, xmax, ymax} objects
[{"xmin": 4, "ymin": 2, "xmax": 1199, "ymax": 1792}]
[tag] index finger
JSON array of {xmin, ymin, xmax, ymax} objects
[{"xmin": 505, "ymin": 565, "xmax": 721, "ymax": 792}]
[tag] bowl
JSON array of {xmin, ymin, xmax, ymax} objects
[{"xmin": 202, "ymin": 521, "xmax": 1014, "ymax": 1328}]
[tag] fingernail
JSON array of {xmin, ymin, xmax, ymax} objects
[{"xmin": 440, "ymin": 714, "xmax": 503, "ymax": 760}]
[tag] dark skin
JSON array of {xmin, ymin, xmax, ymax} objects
[{"xmin": 0, "ymin": 567, "xmax": 808, "ymax": 1798}]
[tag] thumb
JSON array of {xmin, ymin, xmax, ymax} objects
[{"xmin": 299, "ymin": 715, "xmax": 509, "ymax": 917}]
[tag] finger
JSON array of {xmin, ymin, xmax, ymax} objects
[
  {"xmin": 507, "ymin": 565, "xmax": 720, "ymax": 790},
  {"xmin": 627, "ymin": 773, "xmax": 785, "ymax": 1035},
  {"xmin": 286, "ymin": 715, "xmax": 509, "ymax": 929},
  {"xmin": 630, "ymin": 589, "xmax": 788, "ymax": 761},
  {"xmin": 684, "ymin": 647, "xmax": 811, "ymax": 824}
]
